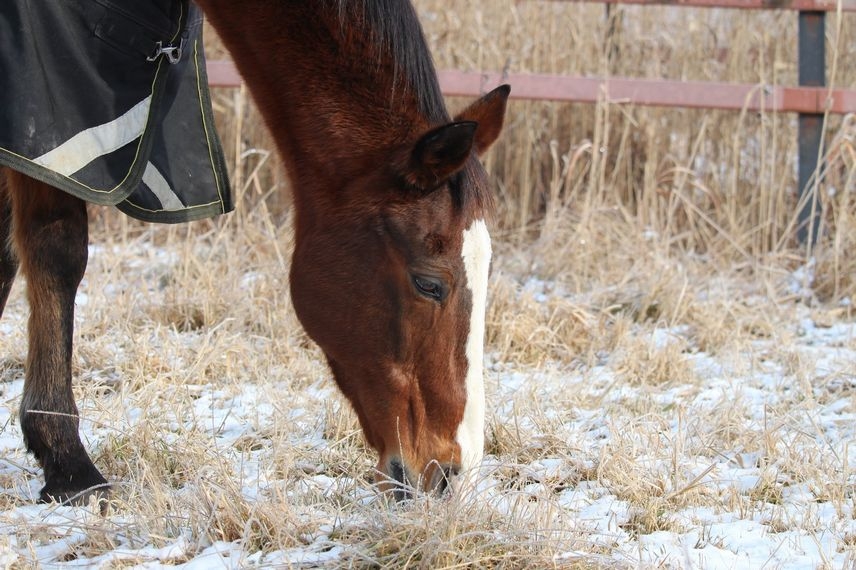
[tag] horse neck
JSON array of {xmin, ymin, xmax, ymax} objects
[{"xmin": 196, "ymin": 1, "xmax": 448, "ymax": 222}]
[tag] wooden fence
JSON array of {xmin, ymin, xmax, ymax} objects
[{"xmin": 206, "ymin": 0, "xmax": 856, "ymax": 244}]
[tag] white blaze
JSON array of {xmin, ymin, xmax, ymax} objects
[{"xmin": 456, "ymin": 219, "xmax": 491, "ymax": 475}]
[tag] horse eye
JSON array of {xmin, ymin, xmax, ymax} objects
[{"xmin": 412, "ymin": 275, "xmax": 445, "ymax": 301}]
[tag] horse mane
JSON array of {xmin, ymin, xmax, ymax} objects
[
  {"xmin": 333, "ymin": 0, "xmax": 448, "ymax": 124},
  {"xmin": 333, "ymin": 1, "xmax": 495, "ymax": 217}
]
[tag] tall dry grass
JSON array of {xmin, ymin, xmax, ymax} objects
[
  {"xmin": 194, "ymin": 1, "xmax": 856, "ymax": 306},
  {"xmin": 2, "ymin": 1, "xmax": 855, "ymax": 567}
]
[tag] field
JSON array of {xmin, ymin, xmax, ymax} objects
[{"xmin": 1, "ymin": 1, "xmax": 856, "ymax": 568}]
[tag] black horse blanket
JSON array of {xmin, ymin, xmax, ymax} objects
[{"xmin": 0, "ymin": 0, "xmax": 232, "ymax": 223}]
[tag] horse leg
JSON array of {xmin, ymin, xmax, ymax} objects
[
  {"xmin": 0, "ymin": 171, "xmax": 18, "ymax": 315},
  {"xmin": 6, "ymin": 169, "xmax": 108, "ymax": 504}
]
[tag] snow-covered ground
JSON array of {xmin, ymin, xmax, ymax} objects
[{"xmin": 0, "ymin": 244, "xmax": 854, "ymax": 568}]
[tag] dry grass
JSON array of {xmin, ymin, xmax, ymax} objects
[{"xmin": 0, "ymin": 1, "xmax": 855, "ymax": 568}]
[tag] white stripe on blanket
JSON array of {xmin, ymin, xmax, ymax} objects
[
  {"xmin": 33, "ymin": 96, "xmax": 151, "ymax": 177},
  {"xmin": 143, "ymin": 162, "xmax": 184, "ymax": 210}
]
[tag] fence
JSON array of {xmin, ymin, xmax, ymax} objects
[{"xmin": 206, "ymin": 0, "xmax": 856, "ymax": 245}]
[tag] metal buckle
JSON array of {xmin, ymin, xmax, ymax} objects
[{"xmin": 146, "ymin": 36, "xmax": 186, "ymax": 64}]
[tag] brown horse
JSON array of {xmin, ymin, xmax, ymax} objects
[{"xmin": 0, "ymin": 0, "xmax": 509, "ymax": 504}]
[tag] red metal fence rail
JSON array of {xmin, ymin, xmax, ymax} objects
[
  {"xmin": 206, "ymin": 0, "xmax": 856, "ymax": 243},
  {"xmin": 537, "ymin": 0, "xmax": 855, "ymax": 10},
  {"xmin": 206, "ymin": 65, "xmax": 856, "ymax": 115}
]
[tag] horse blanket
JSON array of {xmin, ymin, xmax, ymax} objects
[{"xmin": 0, "ymin": 0, "xmax": 232, "ymax": 223}]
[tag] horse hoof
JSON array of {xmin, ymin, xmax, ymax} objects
[
  {"xmin": 40, "ymin": 476, "xmax": 111, "ymax": 514},
  {"xmin": 40, "ymin": 483, "xmax": 111, "ymax": 514}
]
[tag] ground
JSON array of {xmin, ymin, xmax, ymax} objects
[{"xmin": 0, "ymin": 228, "xmax": 853, "ymax": 568}]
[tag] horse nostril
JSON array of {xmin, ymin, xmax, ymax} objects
[
  {"xmin": 387, "ymin": 460, "xmax": 461, "ymax": 499},
  {"xmin": 431, "ymin": 464, "xmax": 461, "ymax": 496},
  {"xmin": 388, "ymin": 459, "xmax": 412, "ymax": 502}
]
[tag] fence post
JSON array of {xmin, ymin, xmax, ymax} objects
[{"xmin": 796, "ymin": 11, "xmax": 825, "ymax": 247}]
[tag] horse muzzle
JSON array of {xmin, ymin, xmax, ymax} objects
[{"xmin": 382, "ymin": 458, "xmax": 461, "ymax": 501}]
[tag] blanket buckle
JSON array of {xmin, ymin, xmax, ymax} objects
[{"xmin": 147, "ymin": 36, "xmax": 186, "ymax": 64}]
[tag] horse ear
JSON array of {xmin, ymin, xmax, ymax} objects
[
  {"xmin": 454, "ymin": 84, "xmax": 511, "ymax": 155},
  {"xmin": 402, "ymin": 121, "xmax": 478, "ymax": 191},
  {"xmin": 398, "ymin": 85, "xmax": 510, "ymax": 192}
]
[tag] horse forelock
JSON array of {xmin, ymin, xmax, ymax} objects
[
  {"xmin": 450, "ymin": 161, "xmax": 497, "ymax": 225},
  {"xmin": 332, "ymin": 0, "xmax": 448, "ymax": 124}
]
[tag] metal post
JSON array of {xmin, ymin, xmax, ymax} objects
[{"xmin": 797, "ymin": 11, "xmax": 825, "ymax": 246}]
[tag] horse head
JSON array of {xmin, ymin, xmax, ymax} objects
[{"xmin": 289, "ymin": 85, "xmax": 510, "ymax": 498}]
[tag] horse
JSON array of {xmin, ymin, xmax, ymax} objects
[{"xmin": 0, "ymin": 0, "xmax": 509, "ymax": 504}]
